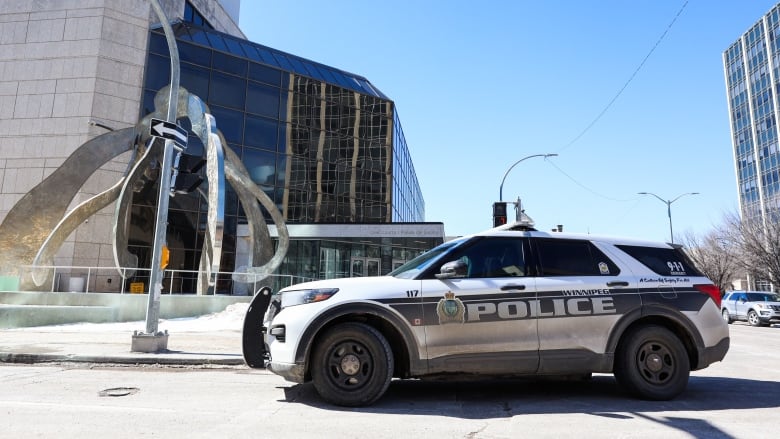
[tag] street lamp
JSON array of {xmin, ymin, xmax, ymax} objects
[
  {"xmin": 499, "ymin": 153, "xmax": 558, "ymax": 201},
  {"xmin": 638, "ymin": 191, "xmax": 699, "ymax": 244}
]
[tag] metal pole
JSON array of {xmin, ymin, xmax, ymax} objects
[
  {"xmin": 145, "ymin": 0, "xmax": 180, "ymax": 335},
  {"xmin": 499, "ymin": 153, "xmax": 557, "ymax": 201},
  {"xmin": 638, "ymin": 192, "xmax": 699, "ymax": 244}
]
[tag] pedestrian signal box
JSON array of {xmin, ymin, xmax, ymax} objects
[{"xmin": 493, "ymin": 202, "xmax": 508, "ymax": 227}]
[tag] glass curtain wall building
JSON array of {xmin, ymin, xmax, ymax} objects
[
  {"xmin": 723, "ymin": 3, "xmax": 780, "ymax": 290},
  {"xmin": 723, "ymin": 3, "xmax": 780, "ymax": 223},
  {"xmin": 132, "ymin": 20, "xmax": 436, "ymax": 293}
]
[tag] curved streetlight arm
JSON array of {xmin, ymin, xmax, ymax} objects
[
  {"xmin": 637, "ymin": 191, "xmax": 667, "ymax": 205},
  {"xmin": 499, "ymin": 153, "xmax": 558, "ymax": 201},
  {"xmin": 638, "ymin": 191, "xmax": 699, "ymax": 243},
  {"xmin": 670, "ymin": 192, "xmax": 700, "ymax": 204}
]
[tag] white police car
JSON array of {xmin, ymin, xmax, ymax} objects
[{"xmin": 245, "ymin": 220, "xmax": 729, "ymax": 406}]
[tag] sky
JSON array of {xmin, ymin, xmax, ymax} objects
[{"xmin": 238, "ymin": 1, "xmax": 777, "ymax": 242}]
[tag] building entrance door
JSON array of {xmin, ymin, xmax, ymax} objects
[{"xmin": 350, "ymin": 257, "xmax": 381, "ymax": 277}]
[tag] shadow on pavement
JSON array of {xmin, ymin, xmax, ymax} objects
[{"xmin": 281, "ymin": 374, "xmax": 780, "ymax": 417}]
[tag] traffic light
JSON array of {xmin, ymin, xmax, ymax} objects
[
  {"xmin": 493, "ymin": 202, "xmax": 508, "ymax": 227},
  {"xmin": 171, "ymin": 152, "xmax": 205, "ymax": 194}
]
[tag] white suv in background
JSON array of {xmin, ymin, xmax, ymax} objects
[
  {"xmin": 721, "ymin": 291, "xmax": 780, "ymax": 326},
  {"xmin": 245, "ymin": 221, "xmax": 730, "ymax": 406}
]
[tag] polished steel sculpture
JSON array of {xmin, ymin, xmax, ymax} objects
[{"xmin": 0, "ymin": 86, "xmax": 289, "ymax": 294}]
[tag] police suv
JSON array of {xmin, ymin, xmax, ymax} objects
[{"xmin": 244, "ymin": 220, "xmax": 729, "ymax": 407}]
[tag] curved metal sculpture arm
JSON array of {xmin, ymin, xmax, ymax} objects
[
  {"xmin": 112, "ymin": 139, "xmax": 159, "ymax": 278},
  {"xmin": 0, "ymin": 127, "xmax": 136, "ymax": 277},
  {"xmin": 203, "ymin": 113, "xmax": 225, "ymax": 285},
  {"xmin": 223, "ymin": 146, "xmax": 290, "ymax": 278},
  {"xmin": 31, "ymin": 178, "xmax": 127, "ymax": 286}
]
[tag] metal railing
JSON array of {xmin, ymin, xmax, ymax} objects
[{"xmin": 17, "ymin": 265, "xmax": 312, "ymax": 295}]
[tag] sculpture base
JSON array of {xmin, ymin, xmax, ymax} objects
[{"xmin": 131, "ymin": 331, "xmax": 169, "ymax": 353}]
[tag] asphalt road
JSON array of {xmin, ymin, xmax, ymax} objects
[{"xmin": 1, "ymin": 322, "xmax": 777, "ymax": 439}]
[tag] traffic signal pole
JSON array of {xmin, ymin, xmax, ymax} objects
[{"xmin": 131, "ymin": 0, "xmax": 180, "ymax": 352}]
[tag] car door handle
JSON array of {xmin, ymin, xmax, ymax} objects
[
  {"xmin": 607, "ymin": 281, "xmax": 629, "ymax": 287},
  {"xmin": 501, "ymin": 284, "xmax": 526, "ymax": 291}
]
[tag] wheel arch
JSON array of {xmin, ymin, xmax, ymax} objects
[
  {"xmin": 606, "ymin": 305, "xmax": 706, "ymax": 371},
  {"xmin": 294, "ymin": 302, "xmax": 423, "ymax": 382}
]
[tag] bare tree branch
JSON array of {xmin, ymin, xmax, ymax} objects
[{"xmin": 679, "ymin": 224, "xmax": 740, "ymax": 293}]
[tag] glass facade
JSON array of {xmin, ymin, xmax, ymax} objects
[
  {"xmin": 133, "ymin": 22, "xmax": 432, "ymax": 292},
  {"xmin": 724, "ymin": 4, "xmax": 780, "ymax": 222}
]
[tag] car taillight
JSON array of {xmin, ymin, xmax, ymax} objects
[{"xmin": 694, "ymin": 284, "xmax": 721, "ymax": 308}]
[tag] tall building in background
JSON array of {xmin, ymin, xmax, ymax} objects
[
  {"xmin": 723, "ymin": 3, "xmax": 780, "ymax": 223},
  {"xmin": 0, "ymin": 0, "xmax": 440, "ymax": 294}
]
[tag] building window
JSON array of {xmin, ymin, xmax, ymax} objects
[{"xmin": 184, "ymin": 1, "xmax": 214, "ymax": 29}]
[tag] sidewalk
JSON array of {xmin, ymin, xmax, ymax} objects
[{"xmin": 0, "ymin": 304, "xmax": 250, "ymax": 367}]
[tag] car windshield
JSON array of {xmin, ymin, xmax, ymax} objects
[
  {"xmin": 746, "ymin": 292, "xmax": 780, "ymax": 302},
  {"xmin": 389, "ymin": 238, "xmax": 466, "ymax": 279}
]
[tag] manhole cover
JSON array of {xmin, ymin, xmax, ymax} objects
[{"xmin": 98, "ymin": 387, "xmax": 140, "ymax": 397}]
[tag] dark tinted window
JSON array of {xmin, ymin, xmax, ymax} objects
[
  {"xmin": 244, "ymin": 115, "xmax": 278, "ymax": 149},
  {"xmin": 535, "ymin": 239, "xmax": 620, "ymax": 277},
  {"xmin": 616, "ymin": 245, "xmax": 702, "ymax": 277},
  {"xmin": 442, "ymin": 237, "xmax": 528, "ymax": 278},
  {"xmin": 209, "ymin": 105, "xmax": 243, "ymax": 143},
  {"xmin": 249, "ymin": 63, "xmax": 282, "ymax": 86},
  {"xmin": 208, "ymin": 71, "xmax": 246, "ymax": 109},
  {"xmin": 246, "ymin": 82, "xmax": 280, "ymax": 118},
  {"xmin": 145, "ymin": 54, "xmax": 171, "ymax": 91},
  {"xmin": 180, "ymin": 62, "xmax": 210, "ymax": 98},
  {"xmin": 213, "ymin": 51, "xmax": 247, "ymax": 77},
  {"xmin": 178, "ymin": 41, "xmax": 211, "ymax": 67},
  {"xmin": 746, "ymin": 292, "xmax": 780, "ymax": 301}
]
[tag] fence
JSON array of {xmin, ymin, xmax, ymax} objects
[{"xmin": 17, "ymin": 265, "xmax": 312, "ymax": 295}]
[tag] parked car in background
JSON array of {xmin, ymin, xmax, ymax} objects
[{"xmin": 721, "ymin": 291, "xmax": 780, "ymax": 326}]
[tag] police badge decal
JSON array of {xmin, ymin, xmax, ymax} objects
[{"xmin": 437, "ymin": 291, "xmax": 465, "ymax": 324}]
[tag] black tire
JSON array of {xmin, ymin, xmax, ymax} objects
[
  {"xmin": 614, "ymin": 325, "xmax": 690, "ymax": 400},
  {"xmin": 747, "ymin": 310, "xmax": 762, "ymax": 327},
  {"xmin": 721, "ymin": 309, "xmax": 733, "ymax": 324},
  {"xmin": 311, "ymin": 322, "xmax": 394, "ymax": 407}
]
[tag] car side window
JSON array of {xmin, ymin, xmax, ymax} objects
[
  {"xmin": 445, "ymin": 237, "xmax": 528, "ymax": 279},
  {"xmin": 533, "ymin": 238, "xmax": 620, "ymax": 277}
]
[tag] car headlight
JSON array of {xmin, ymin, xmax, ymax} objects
[
  {"xmin": 280, "ymin": 288, "xmax": 339, "ymax": 309},
  {"xmin": 755, "ymin": 303, "xmax": 768, "ymax": 309}
]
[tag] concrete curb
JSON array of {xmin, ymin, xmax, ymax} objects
[{"xmin": 0, "ymin": 352, "xmax": 247, "ymax": 366}]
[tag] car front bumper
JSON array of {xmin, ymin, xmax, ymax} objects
[{"xmin": 267, "ymin": 361, "xmax": 305, "ymax": 383}]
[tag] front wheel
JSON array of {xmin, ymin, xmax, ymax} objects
[
  {"xmin": 614, "ymin": 325, "xmax": 690, "ymax": 400},
  {"xmin": 311, "ymin": 322, "xmax": 394, "ymax": 407},
  {"xmin": 747, "ymin": 310, "xmax": 762, "ymax": 327}
]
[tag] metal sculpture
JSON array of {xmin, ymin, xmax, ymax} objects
[{"xmin": 0, "ymin": 85, "xmax": 289, "ymax": 294}]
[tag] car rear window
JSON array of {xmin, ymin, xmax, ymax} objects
[{"xmin": 616, "ymin": 245, "xmax": 703, "ymax": 277}]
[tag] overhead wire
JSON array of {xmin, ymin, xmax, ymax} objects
[
  {"xmin": 558, "ymin": 0, "xmax": 689, "ymax": 154},
  {"xmin": 548, "ymin": 1, "xmax": 690, "ymax": 202}
]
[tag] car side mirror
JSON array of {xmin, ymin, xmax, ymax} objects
[{"xmin": 436, "ymin": 260, "xmax": 467, "ymax": 279}]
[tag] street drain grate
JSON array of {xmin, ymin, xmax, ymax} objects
[{"xmin": 98, "ymin": 387, "xmax": 140, "ymax": 397}]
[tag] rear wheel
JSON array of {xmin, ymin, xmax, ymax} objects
[
  {"xmin": 721, "ymin": 309, "xmax": 733, "ymax": 324},
  {"xmin": 311, "ymin": 322, "xmax": 393, "ymax": 407},
  {"xmin": 614, "ymin": 325, "xmax": 690, "ymax": 400}
]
